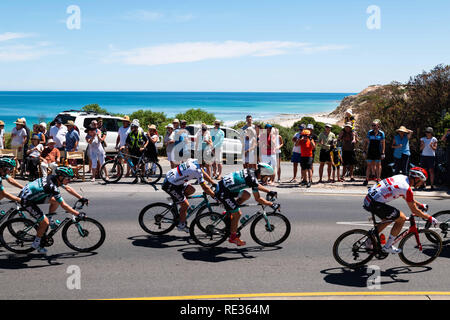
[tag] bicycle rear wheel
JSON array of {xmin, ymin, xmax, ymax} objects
[
  {"xmin": 62, "ymin": 217, "xmax": 106, "ymax": 252},
  {"xmin": 250, "ymin": 213, "xmax": 291, "ymax": 247},
  {"xmin": 0, "ymin": 218, "xmax": 37, "ymax": 254},
  {"xmin": 332, "ymin": 229, "xmax": 376, "ymax": 269},
  {"xmin": 398, "ymin": 229, "xmax": 442, "ymax": 266},
  {"xmin": 100, "ymin": 160, "xmax": 123, "ymax": 183},
  {"xmin": 142, "ymin": 161, "xmax": 163, "ymax": 185},
  {"xmin": 424, "ymin": 211, "xmax": 450, "ymax": 245},
  {"xmin": 189, "ymin": 212, "xmax": 229, "ymax": 247},
  {"xmin": 138, "ymin": 203, "xmax": 177, "ymax": 235}
]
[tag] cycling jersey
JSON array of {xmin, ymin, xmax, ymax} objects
[
  {"xmin": 366, "ymin": 130, "xmax": 385, "ymax": 160},
  {"xmin": 20, "ymin": 176, "xmax": 64, "ymax": 205},
  {"xmin": 165, "ymin": 159, "xmax": 205, "ymax": 185},
  {"xmin": 220, "ymin": 169, "xmax": 259, "ymax": 195},
  {"xmin": 0, "ymin": 174, "xmax": 10, "ymax": 192},
  {"xmin": 364, "ymin": 175, "xmax": 414, "ymax": 207}
]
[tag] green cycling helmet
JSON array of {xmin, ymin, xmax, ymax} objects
[
  {"xmin": 55, "ymin": 166, "xmax": 75, "ymax": 178},
  {"xmin": 257, "ymin": 162, "xmax": 274, "ymax": 176},
  {"xmin": 0, "ymin": 157, "xmax": 16, "ymax": 169}
]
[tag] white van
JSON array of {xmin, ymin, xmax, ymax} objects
[{"xmin": 52, "ymin": 110, "xmax": 162, "ymax": 154}]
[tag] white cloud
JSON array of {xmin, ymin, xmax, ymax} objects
[
  {"xmin": 105, "ymin": 41, "xmax": 347, "ymax": 66},
  {"xmin": 0, "ymin": 42, "xmax": 63, "ymax": 62},
  {"xmin": 0, "ymin": 32, "xmax": 33, "ymax": 42},
  {"xmin": 123, "ymin": 10, "xmax": 164, "ymax": 21}
]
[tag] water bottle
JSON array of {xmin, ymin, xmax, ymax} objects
[
  {"xmin": 240, "ymin": 215, "xmax": 250, "ymax": 225},
  {"xmin": 0, "ymin": 210, "xmax": 5, "ymax": 217},
  {"xmin": 49, "ymin": 217, "xmax": 61, "ymax": 230}
]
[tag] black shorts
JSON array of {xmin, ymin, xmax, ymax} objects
[
  {"xmin": 20, "ymin": 200, "xmax": 45, "ymax": 220},
  {"xmin": 319, "ymin": 149, "xmax": 331, "ymax": 163},
  {"xmin": 215, "ymin": 180, "xmax": 240, "ymax": 213},
  {"xmin": 162, "ymin": 180, "xmax": 189, "ymax": 204},
  {"xmin": 300, "ymin": 157, "xmax": 313, "ymax": 170},
  {"xmin": 363, "ymin": 197, "xmax": 400, "ymax": 221},
  {"xmin": 342, "ymin": 150, "xmax": 356, "ymax": 166}
]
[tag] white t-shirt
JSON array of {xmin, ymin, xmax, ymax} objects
[
  {"xmin": 421, "ymin": 136, "xmax": 438, "ymax": 157},
  {"xmin": 118, "ymin": 126, "xmax": 131, "ymax": 148},
  {"xmin": 50, "ymin": 125, "xmax": 68, "ymax": 148},
  {"xmin": 0, "ymin": 129, "xmax": 4, "ymax": 149},
  {"xmin": 292, "ymin": 132, "xmax": 302, "ymax": 154},
  {"xmin": 11, "ymin": 127, "xmax": 27, "ymax": 147},
  {"xmin": 28, "ymin": 144, "xmax": 44, "ymax": 158}
]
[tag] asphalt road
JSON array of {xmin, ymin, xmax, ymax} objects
[{"xmin": 0, "ymin": 188, "xmax": 449, "ymax": 300}]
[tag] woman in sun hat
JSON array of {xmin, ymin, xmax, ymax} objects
[
  {"xmin": 392, "ymin": 125, "xmax": 413, "ymax": 175},
  {"xmin": 11, "ymin": 118, "xmax": 28, "ymax": 169}
]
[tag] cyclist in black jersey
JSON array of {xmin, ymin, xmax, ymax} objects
[{"xmin": 0, "ymin": 158, "xmax": 23, "ymax": 202}]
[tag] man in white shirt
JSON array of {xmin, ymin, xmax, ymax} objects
[
  {"xmin": 11, "ymin": 118, "xmax": 28, "ymax": 168},
  {"xmin": 116, "ymin": 115, "xmax": 131, "ymax": 176},
  {"xmin": 49, "ymin": 118, "xmax": 68, "ymax": 151}
]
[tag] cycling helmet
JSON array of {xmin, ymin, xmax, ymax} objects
[
  {"xmin": 409, "ymin": 167, "xmax": 428, "ymax": 182},
  {"xmin": 0, "ymin": 157, "xmax": 16, "ymax": 169},
  {"xmin": 55, "ymin": 166, "xmax": 75, "ymax": 178},
  {"xmin": 257, "ymin": 163, "xmax": 274, "ymax": 176}
]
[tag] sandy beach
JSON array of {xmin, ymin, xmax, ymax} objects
[{"xmin": 264, "ymin": 111, "xmax": 340, "ymax": 128}]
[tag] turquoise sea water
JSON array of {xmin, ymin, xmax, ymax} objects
[{"xmin": 0, "ymin": 91, "xmax": 352, "ymax": 131}]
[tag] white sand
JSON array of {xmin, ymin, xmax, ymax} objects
[{"xmin": 265, "ymin": 112, "xmax": 340, "ymax": 128}]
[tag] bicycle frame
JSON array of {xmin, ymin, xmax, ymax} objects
[
  {"xmin": 0, "ymin": 201, "xmax": 28, "ymax": 223},
  {"xmin": 169, "ymin": 192, "xmax": 216, "ymax": 220},
  {"xmin": 115, "ymin": 150, "xmax": 149, "ymax": 177}
]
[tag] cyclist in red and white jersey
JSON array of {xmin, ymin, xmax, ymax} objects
[
  {"xmin": 162, "ymin": 159, "xmax": 216, "ymax": 232},
  {"xmin": 363, "ymin": 167, "xmax": 438, "ymax": 254}
]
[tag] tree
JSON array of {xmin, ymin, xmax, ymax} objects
[
  {"xmin": 81, "ymin": 104, "xmax": 109, "ymax": 114},
  {"xmin": 128, "ymin": 109, "xmax": 168, "ymax": 132},
  {"xmin": 175, "ymin": 108, "xmax": 216, "ymax": 125}
]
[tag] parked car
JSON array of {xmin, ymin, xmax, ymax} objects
[
  {"xmin": 185, "ymin": 124, "xmax": 242, "ymax": 162},
  {"xmin": 51, "ymin": 110, "xmax": 163, "ymax": 156}
]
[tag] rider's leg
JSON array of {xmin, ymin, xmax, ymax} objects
[
  {"xmin": 385, "ymin": 212, "xmax": 407, "ymax": 248},
  {"xmin": 236, "ymin": 190, "xmax": 251, "ymax": 206},
  {"xmin": 178, "ymin": 185, "xmax": 195, "ymax": 224},
  {"xmin": 36, "ymin": 216, "xmax": 50, "ymax": 238},
  {"xmin": 48, "ymin": 197, "xmax": 60, "ymax": 214}
]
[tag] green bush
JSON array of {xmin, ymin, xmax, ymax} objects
[{"xmin": 175, "ymin": 108, "xmax": 216, "ymax": 125}]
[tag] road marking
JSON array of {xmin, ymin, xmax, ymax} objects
[{"xmin": 107, "ymin": 291, "xmax": 450, "ymax": 300}]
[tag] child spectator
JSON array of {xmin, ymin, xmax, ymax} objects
[{"xmin": 330, "ymin": 139, "xmax": 343, "ymax": 183}]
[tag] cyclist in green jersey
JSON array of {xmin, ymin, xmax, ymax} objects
[
  {"xmin": 0, "ymin": 158, "xmax": 23, "ymax": 202},
  {"xmin": 214, "ymin": 163, "xmax": 279, "ymax": 246},
  {"xmin": 20, "ymin": 166, "xmax": 88, "ymax": 253}
]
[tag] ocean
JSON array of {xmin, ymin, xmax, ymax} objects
[{"xmin": 0, "ymin": 91, "xmax": 352, "ymax": 131}]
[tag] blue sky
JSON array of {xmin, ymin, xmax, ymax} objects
[{"xmin": 0, "ymin": 0, "xmax": 449, "ymax": 92}]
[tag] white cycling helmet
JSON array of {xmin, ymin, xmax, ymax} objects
[{"xmin": 257, "ymin": 163, "xmax": 274, "ymax": 176}]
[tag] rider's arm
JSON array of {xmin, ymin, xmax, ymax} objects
[
  {"xmin": 6, "ymin": 176, "xmax": 23, "ymax": 189},
  {"xmin": 62, "ymin": 185, "xmax": 83, "ymax": 200},
  {"xmin": 0, "ymin": 190, "xmax": 20, "ymax": 202},
  {"xmin": 60, "ymin": 199, "xmax": 80, "ymax": 216},
  {"xmin": 252, "ymin": 190, "xmax": 272, "ymax": 207},
  {"xmin": 406, "ymin": 200, "xmax": 431, "ymax": 220},
  {"xmin": 200, "ymin": 182, "xmax": 216, "ymax": 198},
  {"xmin": 201, "ymin": 169, "xmax": 215, "ymax": 185}
]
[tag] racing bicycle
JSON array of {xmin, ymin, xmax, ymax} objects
[
  {"xmin": 333, "ymin": 210, "xmax": 442, "ymax": 269},
  {"xmin": 425, "ymin": 210, "xmax": 450, "ymax": 246},
  {"xmin": 0, "ymin": 200, "xmax": 106, "ymax": 254}
]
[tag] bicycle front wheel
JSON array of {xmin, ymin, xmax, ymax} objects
[
  {"xmin": 142, "ymin": 162, "xmax": 163, "ymax": 185},
  {"xmin": 332, "ymin": 229, "xmax": 376, "ymax": 269},
  {"xmin": 250, "ymin": 213, "xmax": 291, "ymax": 247},
  {"xmin": 398, "ymin": 229, "xmax": 442, "ymax": 266},
  {"xmin": 138, "ymin": 203, "xmax": 177, "ymax": 235},
  {"xmin": 0, "ymin": 218, "xmax": 37, "ymax": 254},
  {"xmin": 62, "ymin": 217, "xmax": 106, "ymax": 252},
  {"xmin": 100, "ymin": 160, "xmax": 123, "ymax": 183},
  {"xmin": 189, "ymin": 212, "xmax": 229, "ymax": 247},
  {"xmin": 424, "ymin": 210, "xmax": 450, "ymax": 246}
]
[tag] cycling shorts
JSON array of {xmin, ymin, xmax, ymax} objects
[
  {"xmin": 363, "ymin": 195, "xmax": 400, "ymax": 221},
  {"xmin": 214, "ymin": 180, "xmax": 241, "ymax": 214},
  {"xmin": 20, "ymin": 200, "xmax": 45, "ymax": 220},
  {"xmin": 162, "ymin": 179, "xmax": 190, "ymax": 204}
]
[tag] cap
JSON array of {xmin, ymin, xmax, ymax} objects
[
  {"xmin": 166, "ymin": 124, "xmax": 174, "ymax": 129},
  {"xmin": 325, "ymin": 123, "xmax": 332, "ymax": 128},
  {"xmin": 265, "ymin": 124, "xmax": 272, "ymax": 129},
  {"xmin": 344, "ymin": 122, "xmax": 353, "ymax": 128},
  {"xmin": 55, "ymin": 118, "xmax": 63, "ymax": 124},
  {"xmin": 425, "ymin": 127, "xmax": 434, "ymax": 133},
  {"xmin": 307, "ymin": 124, "xmax": 314, "ymax": 130},
  {"xmin": 346, "ymin": 109, "xmax": 353, "ymax": 116},
  {"xmin": 131, "ymin": 119, "xmax": 140, "ymax": 127},
  {"xmin": 47, "ymin": 139, "xmax": 56, "ymax": 145},
  {"xmin": 20, "ymin": 117, "xmax": 27, "ymax": 123},
  {"xmin": 40, "ymin": 122, "xmax": 47, "ymax": 127}
]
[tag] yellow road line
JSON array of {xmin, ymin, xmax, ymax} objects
[{"xmin": 107, "ymin": 291, "xmax": 450, "ymax": 300}]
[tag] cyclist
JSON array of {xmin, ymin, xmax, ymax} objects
[
  {"xmin": 214, "ymin": 163, "xmax": 279, "ymax": 246},
  {"xmin": 19, "ymin": 167, "xmax": 88, "ymax": 253},
  {"xmin": 162, "ymin": 158, "xmax": 216, "ymax": 232},
  {"xmin": 363, "ymin": 167, "xmax": 438, "ymax": 254},
  {"xmin": 0, "ymin": 158, "xmax": 23, "ymax": 202}
]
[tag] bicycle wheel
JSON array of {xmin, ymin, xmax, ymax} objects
[
  {"xmin": 332, "ymin": 229, "xmax": 376, "ymax": 269},
  {"xmin": 250, "ymin": 213, "xmax": 291, "ymax": 247},
  {"xmin": 62, "ymin": 217, "xmax": 106, "ymax": 252},
  {"xmin": 100, "ymin": 160, "xmax": 123, "ymax": 183},
  {"xmin": 189, "ymin": 212, "xmax": 229, "ymax": 247},
  {"xmin": 142, "ymin": 161, "xmax": 163, "ymax": 185},
  {"xmin": 0, "ymin": 218, "xmax": 37, "ymax": 254},
  {"xmin": 138, "ymin": 203, "xmax": 178, "ymax": 235},
  {"xmin": 398, "ymin": 229, "xmax": 442, "ymax": 266},
  {"xmin": 424, "ymin": 211, "xmax": 450, "ymax": 245},
  {"xmin": 6, "ymin": 209, "xmax": 28, "ymax": 221}
]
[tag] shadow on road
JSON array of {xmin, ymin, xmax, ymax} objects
[
  {"xmin": 0, "ymin": 251, "xmax": 97, "ymax": 270},
  {"xmin": 321, "ymin": 266, "xmax": 432, "ymax": 288},
  {"xmin": 128, "ymin": 235, "xmax": 192, "ymax": 249},
  {"xmin": 178, "ymin": 246, "xmax": 282, "ymax": 263}
]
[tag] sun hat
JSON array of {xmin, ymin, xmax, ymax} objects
[
  {"xmin": 0, "ymin": 120, "xmax": 4, "ymax": 126},
  {"xmin": 425, "ymin": 127, "xmax": 434, "ymax": 134},
  {"xmin": 166, "ymin": 124, "xmax": 174, "ymax": 129},
  {"xmin": 396, "ymin": 126, "xmax": 410, "ymax": 133},
  {"xmin": 307, "ymin": 124, "xmax": 314, "ymax": 130},
  {"xmin": 47, "ymin": 139, "xmax": 56, "ymax": 145},
  {"xmin": 65, "ymin": 120, "xmax": 75, "ymax": 127},
  {"xmin": 20, "ymin": 117, "xmax": 27, "ymax": 123},
  {"xmin": 344, "ymin": 122, "xmax": 353, "ymax": 128},
  {"xmin": 148, "ymin": 124, "xmax": 157, "ymax": 130},
  {"xmin": 131, "ymin": 119, "xmax": 140, "ymax": 127},
  {"xmin": 172, "ymin": 119, "xmax": 180, "ymax": 124},
  {"xmin": 180, "ymin": 120, "xmax": 187, "ymax": 125},
  {"xmin": 122, "ymin": 116, "xmax": 130, "ymax": 122},
  {"xmin": 14, "ymin": 118, "xmax": 25, "ymax": 125},
  {"xmin": 346, "ymin": 109, "xmax": 353, "ymax": 116},
  {"xmin": 325, "ymin": 123, "xmax": 332, "ymax": 128},
  {"xmin": 214, "ymin": 119, "xmax": 221, "ymax": 124},
  {"xmin": 40, "ymin": 122, "xmax": 47, "ymax": 128}
]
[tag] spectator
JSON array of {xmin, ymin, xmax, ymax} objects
[
  {"xmin": 317, "ymin": 123, "xmax": 336, "ymax": 183},
  {"xmin": 242, "ymin": 126, "xmax": 257, "ymax": 170},
  {"xmin": 392, "ymin": 126, "xmax": 412, "ymax": 175},
  {"xmin": 338, "ymin": 122, "xmax": 357, "ymax": 182},
  {"xmin": 210, "ymin": 120, "xmax": 225, "ymax": 179},
  {"xmin": 255, "ymin": 123, "xmax": 263, "ymax": 163},
  {"xmin": 344, "ymin": 109, "xmax": 356, "ymax": 131},
  {"xmin": 363, "ymin": 119, "xmax": 385, "ymax": 185},
  {"xmin": 177, "ymin": 120, "xmax": 190, "ymax": 163},
  {"xmin": 195, "ymin": 123, "xmax": 213, "ymax": 176},
  {"xmin": 64, "ymin": 120, "xmax": 80, "ymax": 166},
  {"xmin": 32, "ymin": 124, "xmax": 46, "ymax": 145},
  {"xmin": 307, "ymin": 124, "xmax": 318, "ymax": 177},
  {"xmin": 420, "ymin": 127, "xmax": 438, "ymax": 190},
  {"xmin": 85, "ymin": 120, "xmax": 98, "ymax": 175},
  {"xmin": 275, "ymin": 127, "xmax": 284, "ymax": 183},
  {"xmin": 171, "ymin": 119, "xmax": 182, "ymax": 166},
  {"xmin": 49, "ymin": 117, "xmax": 68, "ymax": 151},
  {"xmin": 290, "ymin": 124, "xmax": 304, "ymax": 183},
  {"xmin": 164, "ymin": 124, "xmax": 176, "ymax": 169},
  {"xmin": 117, "ymin": 116, "xmax": 131, "ymax": 176},
  {"xmin": 39, "ymin": 122, "xmax": 50, "ymax": 144},
  {"xmin": 11, "ymin": 118, "xmax": 28, "ymax": 171},
  {"xmin": 259, "ymin": 124, "xmax": 277, "ymax": 185},
  {"xmin": 123, "ymin": 119, "xmax": 147, "ymax": 182},
  {"xmin": 0, "ymin": 120, "xmax": 5, "ymax": 149},
  {"xmin": 86, "ymin": 126, "xmax": 107, "ymax": 183},
  {"xmin": 242, "ymin": 115, "xmax": 254, "ymax": 131},
  {"xmin": 21, "ymin": 118, "xmax": 31, "ymax": 161},
  {"xmin": 298, "ymin": 129, "xmax": 315, "ymax": 188},
  {"xmin": 26, "ymin": 136, "xmax": 44, "ymax": 180},
  {"xmin": 96, "ymin": 117, "xmax": 108, "ymax": 150},
  {"xmin": 40, "ymin": 139, "xmax": 60, "ymax": 179},
  {"xmin": 441, "ymin": 128, "xmax": 450, "ymax": 186},
  {"xmin": 329, "ymin": 139, "xmax": 343, "ymax": 183},
  {"xmin": 145, "ymin": 125, "xmax": 159, "ymax": 163}
]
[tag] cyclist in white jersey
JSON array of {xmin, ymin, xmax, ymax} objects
[
  {"xmin": 162, "ymin": 159, "xmax": 216, "ymax": 232},
  {"xmin": 363, "ymin": 167, "xmax": 438, "ymax": 254}
]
